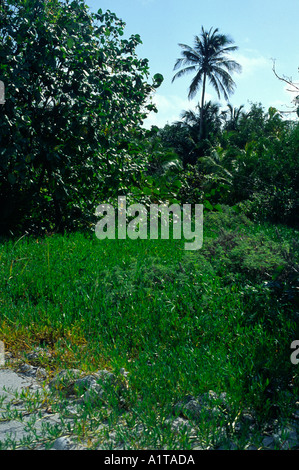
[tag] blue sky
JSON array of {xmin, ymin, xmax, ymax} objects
[{"xmin": 85, "ymin": 0, "xmax": 299, "ymax": 128}]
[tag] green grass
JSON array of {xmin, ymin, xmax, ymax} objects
[{"xmin": 0, "ymin": 206, "xmax": 298, "ymax": 449}]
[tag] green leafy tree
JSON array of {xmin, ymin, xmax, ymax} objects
[
  {"xmin": 0, "ymin": 0, "xmax": 162, "ymax": 234},
  {"xmin": 172, "ymin": 27, "xmax": 241, "ymax": 140},
  {"xmin": 200, "ymin": 103, "xmax": 299, "ymax": 225},
  {"xmin": 157, "ymin": 101, "xmax": 223, "ymax": 167},
  {"xmin": 175, "ymin": 101, "xmax": 223, "ymax": 162},
  {"xmin": 227, "ymin": 103, "xmax": 289, "ymax": 148},
  {"xmin": 158, "ymin": 123, "xmax": 195, "ymax": 167}
]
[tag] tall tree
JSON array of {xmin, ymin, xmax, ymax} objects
[
  {"xmin": 0, "ymin": 0, "xmax": 162, "ymax": 234},
  {"xmin": 172, "ymin": 27, "xmax": 242, "ymax": 139}
]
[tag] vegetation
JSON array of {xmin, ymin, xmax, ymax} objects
[
  {"xmin": 0, "ymin": 0, "xmax": 298, "ymax": 450},
  {"xmin": 0, "ymin": 210, "xmax": 298, "ymax": 449},
  {"xmin": 157, "ymin": 102, "xmax": 299, "ymax": 228},
  {"xmin": 0, "ymin": 0, "xmax": 164, "ymax": 234}
]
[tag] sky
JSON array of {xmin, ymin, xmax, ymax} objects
[{"xmin": 85, "ymin": 0, "xmax": 299, "ymax": 128}]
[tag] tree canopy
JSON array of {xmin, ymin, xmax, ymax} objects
[{"xmin": 0, "ymin": 0, "xmax": 163, "ymax": 234}]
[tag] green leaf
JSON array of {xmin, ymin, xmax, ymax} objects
[
  {"xmin": 172, "ymin": 180, "xmax": 182, "ymax": 188},
  {"xmin": 66, "ymin": 37, "xmax": 74, "ymax": 49},
  {"xmin": 152, "ymin": 73, "xmax": 164, "ymax": 88},
  {"xmin": 8, "ymin": 173, "xmax": 16, "ymax": 185},
  {"xmin": 203, "ymin": 200, "xmax": 213, "ymax": 210},
  {"xmin": 142, "ymin": 187, "xmax": 152, "ymax": 195}
]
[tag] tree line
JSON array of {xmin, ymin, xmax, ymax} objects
[{"xmin": 0, "ymin": 0, "xmax": 298, "ymax": 236}]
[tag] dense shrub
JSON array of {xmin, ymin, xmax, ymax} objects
[{"xmin": 0, "ymin": 0, "xmax": 163, "ymax": 235}]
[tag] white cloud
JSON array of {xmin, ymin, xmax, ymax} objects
[
  {"xmin": 234, "ymin": 51, "xmax": 271, "ymax": 79},
  {"xmin": 143, "ymin": 92, "xmax": 213, "ymax": 128}
]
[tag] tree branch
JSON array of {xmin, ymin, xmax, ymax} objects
[
  {"xmin": 272, "ymin": 59, "xmax": 299, "ymax": 93},
  {"xmin": 272, "ymin": 59, "xmax": 299, "ymax": 115}
]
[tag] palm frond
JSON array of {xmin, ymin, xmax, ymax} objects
[
  {"xmin": 172, "ymin": 65, "xmax": 198, "ymax": 83},
  {"xmin": 188, "ymin": 70, "xmax": 204, "ymax": 99}
]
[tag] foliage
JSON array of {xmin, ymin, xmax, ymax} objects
[
  {"xmin": 128, "ymin": 126, "xmax": 183, "ymax": 206},
  {"xmin": 0, "ymin": 10, "xmax": 298, "ymax": 451},
  {"xmin": 0, "ymin": 0, "xmax": 163, "ymax": 234},
  {"xmin": 160, "ymin": 102, "xmax": 299, "ymax": 228},
  {"xmin": 221, "ymin": 104, "xmax": 245, "ymax": 132},
  {"xmin": 0, "ymin": 212, "xmax": 298, "ymax": 445}
]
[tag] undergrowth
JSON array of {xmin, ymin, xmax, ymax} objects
[{"xmin": 0, "ymin": 206, "xmax": 298, "ymax": 448}]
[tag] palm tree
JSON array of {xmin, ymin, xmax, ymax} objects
[
  {"xmin": 178, "ymin": 101, "xmax": 222, "ymax": 162},
  {"xmin": 180, "ymin": 101, "xmax": 222, "ymax": 140},
  {"xmin": 172, "ymin": 27, "xmax": 242, "ymax": 139},
  {"xmin": 222, "ymin": 104, "xmax": 245, "ymax": 131}
]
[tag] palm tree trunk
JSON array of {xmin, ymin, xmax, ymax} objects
[{"xmin": 199, "ymin": 72, "xmax": 207, "ymax": 140}]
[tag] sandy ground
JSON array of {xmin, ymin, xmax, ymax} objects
[{"xmin": 0, "ymin": 366, "xmax": 61, "ymax": 449}]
